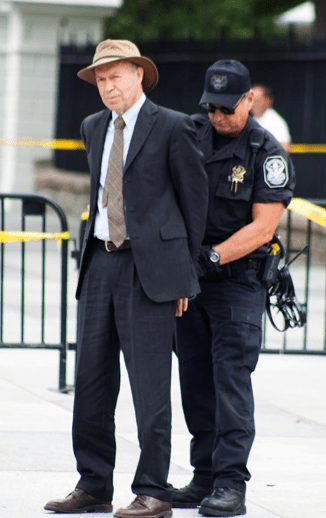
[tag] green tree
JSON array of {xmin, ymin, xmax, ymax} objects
[{"xmin": 105, "ymin": 0, "xmax": 325, "ymax": 42}]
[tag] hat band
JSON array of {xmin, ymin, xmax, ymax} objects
[{"xmin": 93, "ymin": 54, "xmax": 129, "ymax": 64}]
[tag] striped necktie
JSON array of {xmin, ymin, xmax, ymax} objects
[{"xmin": 102, "ymin": 116, "xmax": 127, "ymax": 247}]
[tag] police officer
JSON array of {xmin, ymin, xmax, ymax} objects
[{"xmin": 172, "ymin": 60, "xmax": 295, "ymax": 517}]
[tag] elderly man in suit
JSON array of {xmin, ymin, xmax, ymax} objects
[{"xmin": 44, "ymin": 39, "xmax": 208, "ymax": 517}]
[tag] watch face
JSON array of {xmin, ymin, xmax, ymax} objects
[{"xmin": 210, "ymin": 251, "xmax": 220, "ymax": 263}]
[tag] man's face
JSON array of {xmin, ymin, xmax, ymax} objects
[
  {"xmin": 208, "ymin": 91, "xmax": 254, "ymax": 138},
  {"xmin": 251, "ymin": 87, "xmax": 271, "ymax": 118},
  {"xmin": 95, "ymin": 61, "xmax": 144, "ymax": 115}
]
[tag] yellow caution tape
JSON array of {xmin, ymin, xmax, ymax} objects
[
  {"xmin": 288, "ymin": 198, "xmax": 326, "ymax": 228},
  {"xmin": 0, "ymin": 139, "xmax": 85, "ymax": 150},
  {"xmin": 78, "ymin": 199, "xmax": 326, "ymax": 229},
  {"xmin": 290, "ymin": 144, "xmax": 326, "ymax": 153},
  {"xmin": 78, "ymin": 198, "xmax": 326, "ymax": 229},
  {"xmin": 0, "ymin": 139, "xmax": 325, "ymax": 153},
  {"xmin": 0, "ymin": 230, "xmax": 70, "ymax": 244}
]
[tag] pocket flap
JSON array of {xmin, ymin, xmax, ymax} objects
[
  {"xmin": 215, "ymin": 182, "xmax": 252, "ymax": 202},
  {"xmin": 160, "ymin": 225, "xmax": 188, "ymax": 240},
  {"xmin": 231, "ymin": 307, "xmax": 263, "ymax": 328}
]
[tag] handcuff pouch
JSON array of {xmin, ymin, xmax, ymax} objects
[{"xmin": 260, "ymin": 254, "xmax": 281, "ymax": 288}]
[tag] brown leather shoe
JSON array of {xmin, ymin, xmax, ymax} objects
[
  {"xmin": 114, "ymin": 495, "xmax": 172, "ymax": 518},
  {"xmin": 44, "ymin": 488, "xmax": 113, "ymax": 513}
]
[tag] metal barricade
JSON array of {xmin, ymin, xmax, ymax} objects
[
  {"xmin": 262, "ymin": 200, "xmax": 326, "ymax": 355},
  {"xmin": 72, "ymin": 197, "xmax": 326, "ymax": 357},
  {"xmin": 0, "ymin": 193, "xmax": 69, "ymax": 389}
]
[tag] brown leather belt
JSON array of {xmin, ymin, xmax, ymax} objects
[{"xmin": 94, "ymin": 237, "xmax": 131, "ymax": 252}]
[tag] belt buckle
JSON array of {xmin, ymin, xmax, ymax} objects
[{"xmin": 104, "ymin": 241, "xmax": 112, "ymax": 252}]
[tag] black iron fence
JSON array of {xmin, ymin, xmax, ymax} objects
[
  {"xmin": 1, "ymin": 193, "xmax": 326, "ymax": 393},
  {"xmin": 0, "ymin": 194, "xmax": 69, "ymax": 389},
  {"xmin": 55, "ymin": 37, "xmax": 326, "ymax": 200},
  {"xmin": 72, "ymin": 199, "xmax": 326, "ymax": 356}
]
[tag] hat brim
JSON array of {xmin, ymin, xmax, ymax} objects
[
  {"xmin": 199, "ymin": 91, "xmax": 242, "ymax": 109},
  {"xmin": 77, "ymin": 56, "xmax": 159, "ymax": 93}
]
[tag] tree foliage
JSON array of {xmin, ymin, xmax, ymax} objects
[{"xmin": 104, "ymin": 0, "xmax": 322, "ymax": 42}]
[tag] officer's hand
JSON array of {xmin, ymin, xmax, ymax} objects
[
  {"xmin": 196, "ymin": 246, "xmax": 220, "ymax": 279},
  {"xmin": 176, "ymin": 298, "xmax": 188, "ymax": 317}
]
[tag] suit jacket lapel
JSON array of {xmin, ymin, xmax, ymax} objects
[
  {"xmin": 89, "ymin": 110, "xmax": 111, "ymax": 207},
  {"xmin": 124, "ymin": 98, "xmax": 158, "ymax": 174}
]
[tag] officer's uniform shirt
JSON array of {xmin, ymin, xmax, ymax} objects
[{"xmin": 192, "ymin": 114, "xmax": 295, "ymax": 256}]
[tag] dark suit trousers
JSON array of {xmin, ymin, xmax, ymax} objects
[{"xmin": 73, "ymin": 243, "xmax": 176, "ymax": 502}]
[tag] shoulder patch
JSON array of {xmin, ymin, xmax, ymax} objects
[{"xmin": 263, "ymin": 155, "xmax": 289, "ymax": 188}]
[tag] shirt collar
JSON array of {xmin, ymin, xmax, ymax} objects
[
  {"xmin": 111, "ymin": 93, "xmax": 146, "ymax": 130},
  {"xmin": 206, "ymin": 116, "xmax": 252, "ymax": 162}
]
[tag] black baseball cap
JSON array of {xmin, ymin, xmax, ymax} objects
[{"xmin": 199, "ymin": 60, "xmax": 251, "ymax": 109}]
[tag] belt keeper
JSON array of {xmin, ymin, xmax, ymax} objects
[
  {"xmin": 104, "ymin": 241, "xmax": 112, "ymax": 252},
  {"xmin": 102, "ymin": 239, "xmax": 131, "ymax": 252}
]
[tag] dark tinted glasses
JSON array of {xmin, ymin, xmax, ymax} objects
[{"xmin": 201, "ymin": 94, "xmax": 246, "ymax": 115}]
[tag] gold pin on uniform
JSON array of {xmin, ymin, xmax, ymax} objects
[{"xmin": 231, "ymin": 165, "xmax": 246, "ymax": 192}]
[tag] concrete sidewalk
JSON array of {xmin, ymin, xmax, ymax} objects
[{"xmin": 0, "ymin": 348, "xmax": 325, "ymax": 518}]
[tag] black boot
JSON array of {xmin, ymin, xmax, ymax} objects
[
  {"xmin": 198, "ymin": 488, "xmax": 246, "ymax": 517},
  {"xmin": 172, "ymin": 480, "xmax": 213, "ymax": 508}
]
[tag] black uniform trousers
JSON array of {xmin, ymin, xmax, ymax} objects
[
  {"xmin": 73, "ymin": 242, "xmax": 176, "ymax": 502},
  {"xmin": 175, "ymin": 267, "xmax": 266, "ymax": 493}
]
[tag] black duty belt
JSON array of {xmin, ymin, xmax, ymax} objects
[
  {"xmin": 94, "ymin": 237, "xmax": 131, "ymax": 252},
  {"xmin": 204, "ymin": 257, "xmax": 262, "ymax": 282},
  {"xmin": 226, "ymin": 257, "xmax": 261, "ymax": 274}
]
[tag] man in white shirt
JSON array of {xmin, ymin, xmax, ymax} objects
[{"xmin": 251, "ymin": 83, "xmax": 292, "ymax": 153}]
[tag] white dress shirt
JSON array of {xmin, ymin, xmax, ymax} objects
[{"xmin": 94, "ymin": 93, "xmax": 146, "ymax": 241}]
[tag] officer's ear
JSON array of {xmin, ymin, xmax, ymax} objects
[{"xmin": 245, "ymin": 90, "xmax": 255, "ymax": 111}]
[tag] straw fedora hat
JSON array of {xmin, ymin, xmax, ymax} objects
[{"xmin": 77, "ymin": 39, "xmax": 159, "ymax": 92}]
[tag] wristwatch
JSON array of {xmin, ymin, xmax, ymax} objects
[{"xmin": 209, "ymin": 249, "xmax": 220, "ymax": 265}]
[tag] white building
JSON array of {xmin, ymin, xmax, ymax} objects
[
  {"xmin": 0, "ymin": 0, "xmax": 121, "ymax": 194},
  {"xmin": 274, "ymin": 1, "xmax": 316, "ymax": 39},
  {"xmin": 275, "ymin": 1, "xmax": 315, "ymax": 25}
]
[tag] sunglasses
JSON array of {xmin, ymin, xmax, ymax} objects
[{"xmin": 201, "ymin": 94, "xmax": 246, "ymax": 116}]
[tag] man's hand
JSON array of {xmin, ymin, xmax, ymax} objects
[{"xmin": 176, "ymin": 298, "xmax": 188, "ymax": 317}]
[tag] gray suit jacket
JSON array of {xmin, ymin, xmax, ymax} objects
[{"xmin": 76, "ymin": 98, "xmax": 208, "ymax": 302}]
